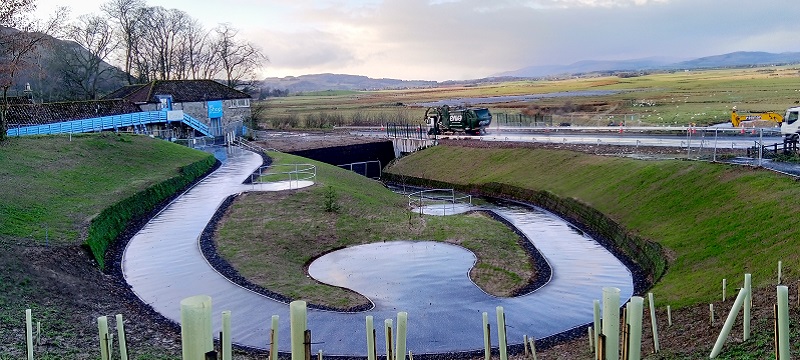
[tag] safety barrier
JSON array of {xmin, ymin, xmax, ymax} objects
[
  {"xmin": 338, "ymin": 160, "xmax": 382, "ymax": 179},
  {"xmin": 6, "ymin": 111, "xmax": 212, "ymax": 137},
  {"xmin": 407, "ymin": 188, "xmax": 472, "ymax": 215},
  {"xmin": 250, "ymin": 163, "xmax": 317, "ymax": 189}
]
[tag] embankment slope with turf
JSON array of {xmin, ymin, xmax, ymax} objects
[{"xmin": 383, "ymin": 143, "xmax": 800, "ymax": 308}]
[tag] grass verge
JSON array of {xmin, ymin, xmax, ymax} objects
[
  {"xmin": 0, "ymin": 133, "xmax": 212, "ymax": 246},
  {"xmin": 214, "ymin": 151, "xmax": 532, "ymax": 309}
]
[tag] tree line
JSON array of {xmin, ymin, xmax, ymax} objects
[{"xmin": 1, "ymin": 0, "xmax": 268, "ymax": 141}]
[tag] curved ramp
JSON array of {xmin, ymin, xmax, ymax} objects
[{"xmin": 122, "ymin": 147, "xmax": 633, "ymax": 355}]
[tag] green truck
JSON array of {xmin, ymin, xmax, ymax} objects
[{"xmin": 425, "ymin": 105, "xmax": 492, "ymax": 135}]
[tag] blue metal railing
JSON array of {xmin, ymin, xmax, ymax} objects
[{"xmin": 7, "ymin": 111, "xmax": 212, "ymax": 137}]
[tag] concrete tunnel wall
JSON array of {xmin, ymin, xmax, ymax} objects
[{"xmin": 288, "ymin": 141, "xmax": 396, "ymax": 178}]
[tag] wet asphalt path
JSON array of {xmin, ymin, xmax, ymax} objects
[{"xmin": 122, "ymin": 147, "xmax": 633, "ymax": 355}]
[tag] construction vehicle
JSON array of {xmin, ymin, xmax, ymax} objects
[
  {"xmin": 425, "ymin": 105, "xmax": 492, "ymax": 135},
  {"xmin": 781, "ymin": 106, "xmax": 800, "ymax": 141},
  {"xmin": 730, "ymin": 109, "xmax": 783, "ymax": 127}
]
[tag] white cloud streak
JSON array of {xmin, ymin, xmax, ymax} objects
[{"xmin": 35, "ymin": 0, "xmax": 800, "ymax": 81}]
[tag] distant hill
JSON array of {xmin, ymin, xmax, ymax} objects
[
  {"xmin": 2, "ymin": 27, "xmax": 129, "ymax": 102},
  {"xmin": 259, "ymin": 73, "xmax": 437, "ymax": 93},
  {"xmin": 496, "ymin": 51, "xmax": 800, "ymax": 78},
  {"xmin": 494, "ymin": 57, "xmax": 682, "ymax": 78},
  {"xmin": 674, "ymin": 51, "xmax": 800, "ymax": 69}
]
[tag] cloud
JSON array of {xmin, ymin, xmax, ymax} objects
[{"xmin": 251, "ymin": 0, "xmax": 800, "ymax": 80}]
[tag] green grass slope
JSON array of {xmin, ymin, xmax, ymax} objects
[
  {"xmin": 215, "ymin": 151, "xmax": 531, "ymax": 309},
  {"xmin": 384, "ymin": 145, "xmax": 800, "ymax": 308},
  {"xmin": 0, "ymin": 133, "xmax": 213, "ymax": 245}
]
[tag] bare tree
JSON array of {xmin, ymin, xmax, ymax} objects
[
  {"xmin": 0, "ymin": 0, "xmax": 66, "ymax": 141},
  {"xmin": 54, "ymin": 13, "xmax": 119, "ymax": 99},
  {"xmin": 101, "ymin": 0, "xmax": 144, "ymax": 84},
  {"xmin": 211, "ymin": 23, "xmax": 267, "ymax": 88}
]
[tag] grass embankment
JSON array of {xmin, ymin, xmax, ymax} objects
[
  {"xmin": 214, "ymin": 151, "xmax": 531, "ymax": 309},
  {"xmin": 0, "ymin": 133, "xmax": 212, "ymax": 245},
  {"xmin": 0, "ymin": 133, "xmax": 216, "ymax": 359},
  {"xmin": 383, "ymin": 145, "xmax": 800, "ymax": 309}
]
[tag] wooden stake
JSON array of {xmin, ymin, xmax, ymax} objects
[
  {"xmin": 621, "ymin": 309, "xmax": 628, "ymax": 360},
  {"xmin": 774, "ymin": 304, "xmax": 779, "ymax": 360},
  {"xmin": 270, "ymin": 328, "xmax": 277, "ymax": 360},
  {"xmin": 529, "ymin": 336, "xmax": 537, "ymax": 360},
  {"xmin": 304, "ymin": 330, "xmax": 311, "ymax": 360},
  {"xmin": 588, "ymin": 326, "xmax": 594, "ymax": 352},
  {"xmin": 373, "ymin": 329, "xmax": 378, "ymax": 360},
  {"xmin": 387, "ymin": 327, "xmax": 393, "ymax": 360},
  {"xmin": 597, "ymin": 334, "xmax": 606, "ymax": 360}
]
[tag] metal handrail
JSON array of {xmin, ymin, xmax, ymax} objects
[
  {"xmin": 407, "ymin": 188, "xmax": 472, "ymax": 215},
  {"xmin": 338, "ymin": 160, "xmax": 382, "ymax": 179},
  {"xmin": 250, "ymin": 163, "xmax": 317, "ymax": 185}
]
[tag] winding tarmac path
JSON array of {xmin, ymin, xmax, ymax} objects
[{"xmin": 122, "ymin": 146, "xmax": 633, "ymax": 356}]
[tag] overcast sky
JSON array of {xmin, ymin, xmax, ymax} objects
[{"xmin": 33, "ymin": 0, "xmax": 800, "ymax": 81}]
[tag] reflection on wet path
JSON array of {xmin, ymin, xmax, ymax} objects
[{"xmin": 122, "ymin": 147, "xmax": 633, "ymax": 355}]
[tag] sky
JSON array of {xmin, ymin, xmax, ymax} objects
[{"xmin": 32, "ymin": 0, "xmax": 800, "ymax": 81}]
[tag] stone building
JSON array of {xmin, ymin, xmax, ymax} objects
[{"xmin": 103, "ymin": 79, "xmax": 252, "ymax": 137}]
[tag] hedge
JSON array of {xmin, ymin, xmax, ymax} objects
[{"xmin": 84, "ymin": 154, "xmax": 216, "ymax": 270}]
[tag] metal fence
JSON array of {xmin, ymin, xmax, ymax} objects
[
  {"xmin": 338, "ymin": 160, "xmax": 382, "ymax": 179},
  {"xmin": 250, "ymin": 163, "xmax": 317, "ymax": 187},
  {"xmin": 408, "ymin": 189, "xmax": 473, "ymax": 216}
]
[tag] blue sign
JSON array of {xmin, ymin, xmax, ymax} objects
[{"xmin": 207, "ymin": 100, "xmax": 223, "ymax": 118}]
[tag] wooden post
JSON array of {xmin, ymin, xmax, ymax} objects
[
  {"xmin": 304, "ymin": 330, "xmax": 312, "ymax": 360},
  {"xmin": 529, "ymin": 336, "xmax": 537, "ymax": 360},
  {"xmin": 387, "ymin": 326, "xmax": 393, "ymax": 360},
  {"xmin": 774, "ymin": 304, "xmax": 779, "ymax": 360},
  {"xmin": 484, "ymin": 321, "xmax": 491, "ymax": 360},
  {"xmin": 597, "ymin": 334, "xmax": 606, "ymax": 360},
  {"xmin": 621, "ymin": 309, "xmax": 628, "ymax": 360},
  {"xmin": 373, "ymin": 329, "xmax": 378, "ymax": 360},
  {"xmin": 588, "ymin": 327, "xmax": 594, "ymax": 352},
  {"xmin": 270, "ymin": 327, "xmax": 278, "ymax": 360}
]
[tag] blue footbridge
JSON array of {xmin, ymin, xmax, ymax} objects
[{"xmin": 6, "ymin": 110, "xmax": 212, "ymax": 137}]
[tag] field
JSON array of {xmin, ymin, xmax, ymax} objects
[{"xmin": 257, "ymin": 66, "xmax": 800, "ymax": 128}]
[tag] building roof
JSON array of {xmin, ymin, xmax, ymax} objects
[
  {"xmin": 6, "ymin": 99, "xmax": 142, "ymax": 127},
  {"xmin": 6, "ymin": 96, "xmax": 34, "ymax": 105},
  {"xmin": 102, "ymin": 80, "xmax": 251, "ymax": 104}
]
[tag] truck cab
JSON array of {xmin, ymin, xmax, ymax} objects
[{"xmin": 781, "ymin": 106, "xmax": 800, "ymax": 141}]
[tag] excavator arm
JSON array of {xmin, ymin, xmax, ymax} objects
[{"xmin": 731, "ymin": 110, "xmax": 784, "ymax": 127}]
